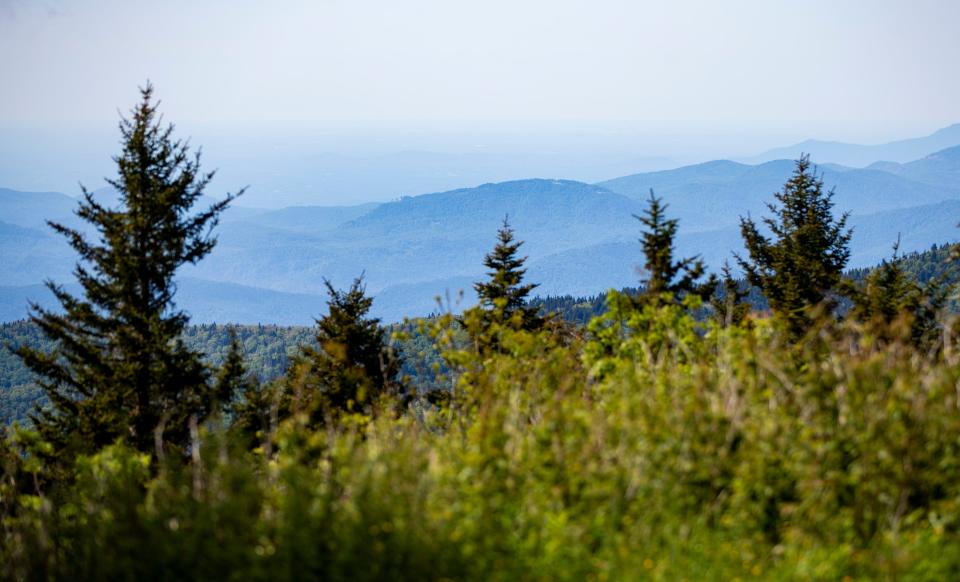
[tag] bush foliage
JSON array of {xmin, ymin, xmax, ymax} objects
[{"xmin": 4, "ymin": 301, "xmax": 960, "ymax": 579}]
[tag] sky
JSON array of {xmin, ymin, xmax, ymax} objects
[{"xmin": 2, "ymin": 0, "xmax": 959, "ymax": 205}]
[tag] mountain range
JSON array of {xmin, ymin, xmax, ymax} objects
[
  {"xmin": 747, "ymin": 123, "xmax": 960, "ymax": 167},
  {"xmin": 2, "ymin": 128, "xmax": 960, "ymax": 324}
]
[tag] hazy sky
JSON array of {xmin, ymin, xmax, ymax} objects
[
  {"xmin": 3, "ymin": 0, "xmax": 959, "ymax": 130},
  {"xmin": 2, "ymin": 0, "xmax": 959, "ymax": 205}
]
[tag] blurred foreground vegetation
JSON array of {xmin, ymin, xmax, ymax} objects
[{"xmin": 6, "ymin": 303, "xmax": 960, "ymax": 579}]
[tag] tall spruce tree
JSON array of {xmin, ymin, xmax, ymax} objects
[
  {"xmin": 471, "ymin": 218, "xmax": 546, "ymax": 338},
  {"xmin": 636, "ymin": 190, "xmax": 715, "ymax": 304},
  {"xmin": 286, "ymin": 277, "xmax": 399, "ymax": 419},
  {"xmin": 737, "ymin": 155, "xmax": 852, "ymax": 336},
  {"xmin": 17, "ymin": 84, "xmax": 240, "ymax": 460}
]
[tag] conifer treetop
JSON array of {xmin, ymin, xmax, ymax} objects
[
  {"xmin": 474, "ymin": 217, "xmax": 538, "ymax": 313},
  {"xmin": 737, "ymin": 154, "xmax": 852, "ymax": 336},
  {"xmin": 636, "ymin": 190, "xmax": 714, "ymax": 303},
  {"xmin": 287, "ymin": 276, "xmax": 398, "ymax": 419}
]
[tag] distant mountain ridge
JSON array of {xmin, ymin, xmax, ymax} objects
[
  {"xmin": 3, "ymin": 135, "xmax": 960, "ymax": 324},
  {"xmin": 0, "ymin": 279, "xmax": 328, "ymax": 326},
  {"xmin": 746, "ymin": 123, "xmax": 960, "ymax": 167},
  {"xmin": 866, "ymin": 145, "xmax": 960, "ymax": 190},
  {"xmin": 0, "ymin": 188, "xmax": 83, "ymax": 230}
]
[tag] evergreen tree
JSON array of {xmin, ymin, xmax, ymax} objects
[
  {"xmin": 711, "ymin": 262, "xmax": 750, "ymax": 327},
  {"xmin": 470, "ymin": 218, "xmax": 546, "ymax": 343},
  {"xmin": 17, "ymin": 84, "xmax": 240, "ymax": 460},
  {"xmin": 287, "ymin": 277, "xmax": 399, "ymax": 419},
  {"xmin": 213, "ymin": 329, "xmax": 255, "ymax": 414},
  {"xmin": 636, "ymin": 190, "xmax": 715, "ymax": 303},
  {"xmin": 847, "ymin": 240, "xmax": 947, "ymax": 347},
  {"xmin": 226, "ymin": 337, "xmax": 278, "ymax": 453},
  {"xmin": 231, "ymin": 381, "xmax": 278, "ymax": 453},
  {"xmin": 737, "ymin": 155, "xmax": 852, "ymax": 336}
]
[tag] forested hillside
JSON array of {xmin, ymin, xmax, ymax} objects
[{"xmin": 0, "ymin": 321, "xmax": 443, "ymax": 425}]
